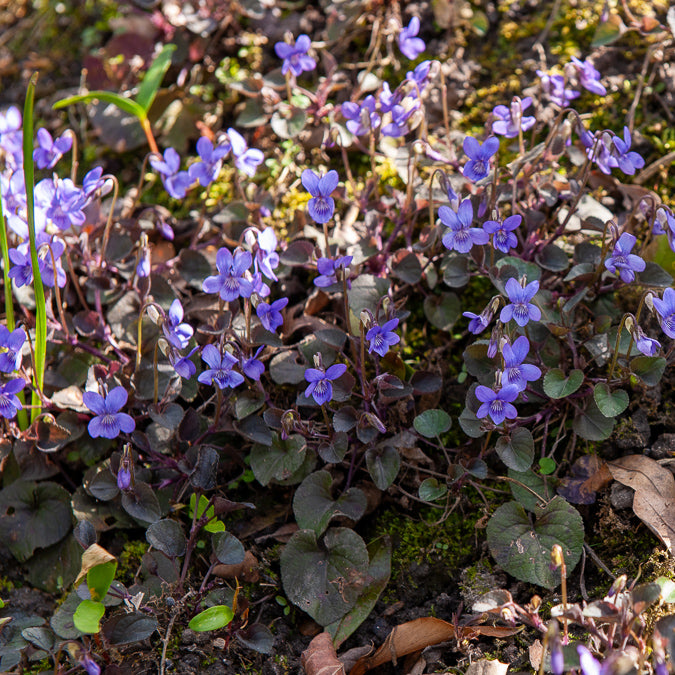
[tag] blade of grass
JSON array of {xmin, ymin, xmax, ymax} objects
[
  {"xmin": 0, "ymin": 191, "xmax": 28, "ymax": 430},
  {"xmin": 23, "ymin": 72, "xmax": 47, "ymax": 422},
  {"xmin": 135, "ymin": 43, "xmax": 176, "ymax": 113}
]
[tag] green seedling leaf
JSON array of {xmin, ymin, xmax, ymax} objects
[
  {"xmin": 574, "ymin": 398, "xmax": 615, "ymax": 441},
  {"xmin": 281, "ymin": 527, "xmax": 369, "ymax": 626},
  {"xmin": 73, "ymin": 599, "xmax": 105, "ymax": 634},
  {"xmin": 250, "ymin": 433, "xmax": 307, "ymax": 486},
  {"xmin": 539, "ymin": 457, "xmax": 556, "ymax": 475},
  {"xmin": 413, "ymin": 409, "xmax": 452, "ymax": 438},
  {"xmin": 418, "ymin": 478, "xmax": 447, "ymax": 502},
  {"xmin": 103, "ymin": 613, "xmax": 158, "ymax": 645},
  {"xmin": 212, "ymin": 531, "xmax": 246, "ymax": 565},
  {"xmin": 631, "ymin": 356, "xmax": 667, "ymax": 386},
  {"xmin": 54, "ymin": 91, "xmax": 145, "ymax": 120},
  {"xmin": 0, "ymin": 480, "xmax": 72, "ymax": 562},
  {"xmin": 189, "ymin": 494, "xmax": 225, "ymax": 533},
  {"xmin": 543, "ymin": 368, "xmax": 584, "ymax": 399},
  {"xmin": 365, "ymin": 445, "xmax": 400, "ymax": 490},
  {"xmin": 326, "ymin": 537, "xmax": 391, "ymax": 647},
  {"xmin": 495, "ymin": 428, "xmax": 534, "ymax": 472},
  {"xmin": 188, "ymin": 605, "xmax": 234, "ymax": 632},
  {"xmin": 87, "ymin": 561, "xmax": 117, "ymax": 602},
  {"xmin": 293, "ymin": 471, "xmax": 367, "ymax": 536},
  {"xmin": 593, "ymin": 384, "xmax": 629, "ymax": 418},
  {"xmin": 146, "ymin": 519, "xmax": 186, "ymax": 558},
  {"xmin": 487, "ymin": 497, "xmax": 584, "ymax": 589},
  {"xmin": 136, "ymin": 43, "xmax": 176, "ymax": 112}
]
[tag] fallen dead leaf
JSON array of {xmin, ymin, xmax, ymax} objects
[
  {"xmin": 528, "ymin": 639, "xmax": 544, "ymax": 670},
  {"xmin": 465, "ymin": 659, "xmax": 509, "ymax": 675},
  {"xmin": 302, "ymin": 632, "xmax": 346, "ymax": 675},
  {"xmin": 608, "ymin": 455, "xmax": 675, "ymax": 553},
  {"xmin": 74, "ymin": 543, "xmax": 116, "ymax": 587},
  {"xmin": 349, "ymin": 617, "xmax": 521, "ymax": 675},
  {"xmin": 212, "ymin": 550, "xmax": 259, "ymax": 582}
]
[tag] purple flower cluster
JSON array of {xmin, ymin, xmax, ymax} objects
[
  {"xmin": 491, "ymin": 97, "xmax": 536, "ymax": 138},
  {"xmin": 274, "ymin": 34, "xmax": 316, "ymax": 77}
]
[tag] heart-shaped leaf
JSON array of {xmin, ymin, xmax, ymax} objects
[
  {"xmin": 487, "ymin": 497, "xmax": 584, "ymax": 589},
  {"xmin": 250, "ymin": 433, "xmax": 307, "ymax": 486},
  {"xmin": 73, "ymin": 599, "xmax": 105, "ymax": 634},
  {"xmin": 293, "ymin": 471, "xmax": 367, "ymax": 536},
  {"xmin": 593, "ymin": 384, "xmax": 629, "ymax": 418},
  {"xmin": 413, "ymin": 409, "xmax": 452, "ymax": 438},
  {"xmin": 281, "ymin": 527, "xmax": 369, "ymax": 626},
  {"xmin": 212, "ymin": 531, "xmax": 245, "ymax": 565},
  {"xmin": 103, "ymin": 612, "xmax": 158, "ymax": 645},
  {"xmin": 543, "ymin": 369, "xmax": 584, "ymax": 399},
  {"xmin": 146, "ymin": 519, "xmax": 186, "ymax": 558},
  {"xmin": 495, "ymin": 428, "xmax": 534, "ymax": 472},
  {"xmin": 365, "ymin": 445, "xmax": 400, "ymax": 490}
]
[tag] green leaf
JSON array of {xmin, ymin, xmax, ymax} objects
[
  {"xmin": 442, "ymin": 253, "xmax": 470, "ymax": 288},
  {"xmin": 188, "ymin": 605, "xmax": 234, "ymax": 632},
  {"xmin": 53, "ymin": 91, "xmax": 146, "ymax": 120},
  {"xmin": 631, "ymin": 356, "xmax": 667, "ymax": 386},
  {"xmin": 573, "ymin": 398, "xmax": 615, "ymax": 441},
  {"xmin": 508, "ymin": 468, "xmax": 550, "ymax": 512},
  {"xmin": 212, "ymin": 531, "xmax": 245, "ymax": 565},
  {"xmin": 293, "ymin": 471, "xmax": 367, "ymax": 536},
  {"xmin": 188, "ymin": 494, "xmax": 225, "ymax": 533},
  {"xmin": 270, "ymin": 108, "xmax": 307, "ymax": 139},
  {"xmin": 423, "ymin": 292, "xmax": 460, "ymax": 331},
  {"xmin": 146, "ymin": 519, "xmax": 186, "ymax": 558},
  {"xmin": 281, "ymin": 528, "xmax": 369, "ymax": 626},
  {"xmin": 591, "ymin": 13, "xmax": 625, "ymax": 47},
  {"xmin": 73, "ymin": 599, "xmax": 105, "ymax": 634},
  {"xmin": 418, "ymin": 478, "xmax": 447, "ymax": 502},
  {"xmin": 365, "ymin": 445, "xmax": 400, "ymax": 490},
  {"xmin": 637, "ymin": 261, "xmax": 673, "ymax": 287},
  {"xmin": 413, "ymin": 409, "xmax": 452, "ymax": 438},
  {"xmin": 325, "ymin": 537, "xmax": 391, "ymax": 647},
  {"xmin": 103, "ymin": 613, "xmax": 158, "ymax": 645},
  {"xmin": 121, "ymin": 481, "xmax": 161, "ymax": 524},
  {"xmin": 0, "ymin": 480, "xmax": 72, "ymax": 562},
  {"xmin": 487, "ymin": 497, "xmax": 584, "ymax": 589},
  {"xmin": 136, "ymin": 43, "xmax": 176, "ymax": 112},
  {"xmin": 539, "ymin": 458, "xmax": 556, "ymax": 475},
  {"xmin": 87, "ymin": 561, "xmax": 117, "ymax": 602},
  {"xmin": 593, "ymin": 384, "xmax": 629, "ymax": 418},
  {"xmin": 495, "ymin": 428, "xmax": 534, "ymax": 472},
  {"xmin": 543, "ymin": 368, "xmax": 584, "ymax": 399},
  {"xmin": 535, "ymin": 244, "xmax": 569, "ymax": 272},
  {"xmin": 250, "ymin": 433, "xmax": 307, "ymax": 486}
]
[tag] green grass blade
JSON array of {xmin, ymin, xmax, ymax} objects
[
  {"xmin": 135, "ymin": 43, "xmax": 176, "ymax": 113},
  {"xmin": 53, "ymin": 91, "xmax": 146, "ymax": 120},
  {"xmin": 0, "ymin": 191, "xmax": 28, "ymax": 430},
  {"xmin": 23, "ymin": 73, "xmax": 47, "ymax": 422}
]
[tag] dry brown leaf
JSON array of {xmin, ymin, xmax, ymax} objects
[
  {"xmin": 73, "ymin": 543, "xmax": 116, "ymax": 587},
  {"xmin": 465, "ymin": 659, "xmax": 509, "ymax": 675},
  {"xmin": 608, "ymin": 455, "xmax": 675, "ymax": 553},
  {"xmin": 212, "ymin": 550, "xmax": 259, "ymax": 582},
  {"xmin": 349, "ymin": 617, "xmax": 520, "ymax": 675},
  {"xmin": 302, "ymin": 632, "xmax": 346, "ymax": 675},
  {"xmin": 529, "ymin": 639, "xmax": 544, "ymax": 670}
]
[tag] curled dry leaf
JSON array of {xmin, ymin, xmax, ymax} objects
[
  {"xmin": 608, "ymin": 455, "xmax": 675, "ymax": 554},
  {"xmin": 212, "ymin": 550, "xmax": 259, "ymax": 582},
  {"xmin": 301, "ymin": 631, "xmax": 346, "ymax": 675},
  {"xmin": 349, "ymin": 617, "xmax": 521, "ymax": 675},
  {"xmin": 465, "ymin": 659, "xmax": 509, "ymax": 675}
]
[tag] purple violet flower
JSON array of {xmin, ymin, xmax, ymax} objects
[
  {"xmin": 654, "ymin": 207, "xmax": 675, "ymax": 252},
  {"xmin": 33, "ymin": 128, "xmax": 72, "ymax": 170},
  {"xmin": 366, "ymin": 318, "xmax": 400, "ymax": 357},
  {"xmin": 381, "ymin": 103, "xmax": 418, "ymax": 138},
  {"xmin": 0, "ymin": 377, "xmax": 25, "ymax": 419},
  {"xmin": 253, "ymin": 227, "xmax": 280, "ymax": 281},
  {"xmin": 162, "ymin": 299, "xmax": 193, "ymax": 349},
  {"xmin": 500, "ymin": 336, "xmax": 541, "ymax": 392},
  {"xmin": 483, "ymin": 214, "xmax": 521, "ymax": 254},
  {"xmin": 652, "ymin": 287, "xmax": 675, "ymax": 339},
  {"xmin": 198, "ymin": 344, "xmax": 244, "ymax": 389},
  {"xmin": 117, "ymin": 465, "xmax": 132, "ymax": 491},
  {"xmin": 405, "ymin": 60, "xmax": 432, "ymax": 95},
  {"xmin": 0, "ymin": 106, "xmax": 23, "ymax": 164},
  {"xmin": 314, "ymin": 255, "xmax": 353, "ymax": 288},
  {"xmin": 1, "ymin": 169, "xmax": 28, "ymax": 238},
  {"xmin": 379, "ymin": 82, "xmax": 401, "ymax": 113},
  {"xmin": 202, "ymin": 247, "xmax": 254, "ymax": 302},
  {"xmin": 500, "ymin": 278, "xmax": 541, "ymax": 326},
  {"xmin": 492, "ymin": 97, "xmax": 536, "ymax": 138},
  {"xmin": 462, "ymin": 135, "xmax": 499, "ymax": 182},
  {"xmin": 463, "ymin": 307, "xmax": 493, "ymax": 334},
  {"xmin": 8, "ymin": 246, "xmax": 33, "ymax": 287},
  {"xmin": 149, "ymin": 148, "xmax": 192, "ymax": 199},
  {"xmin": 37, "ymin": 234, "xmax": 67, "ymax": 288},
  {"xmin": 536, "ymin": 70, "xmax": 579, "ymax": 107},
  {"xmin": 582, "ymin": 129, "xmax": 614, "ymax": 174},
  {"xmin": 256, "ymin": 297, "xmax": 289, "ymax": 332},
  {"xmin": 302, "ymin": 169, "xmax": 339, "ymax": 224},
  {"xmin": 398, "ymin": 16, "xmax": 426, "ymax": 60},
  {"xmin": 188, "ymin": 136, "xmax": 231, "ymax": 187},
  {"xmin": 0, "ymin": 326, "xmax": 26, "ymax": 373},
  {"xmin": 241, "ymin": 346, "xmax": 265, "ymax": 381},
  {"xmin": 571, "ymin": 56, "xmax": 607, "ymax": 96},
  {"xmin": 228, "ymin": 128, "xmax": 264, "ymax": 177},
  {"xmin": 632, "ymin": 325, "xmax": 660, "ymax": 356},
  {"xmin": 438, "ymin": 198, "xmax": 489, "ymax": 254},
  {"xmin": 274, "ymin": 34, "xmax": 316, "ymax": 77},
  {"xmin": 169, "ymin": 346, "xmax": 198, "ymax": 380},
  {"xmin": 577, "ymin": 645, "xmax": 607, "ymax": 675},
  {"xmin": 35, "ymin": 176, "xmax": 87, "ymax": 230},
  {"xmin": 304, "ymin": 362, "xmax": 347, "ymax": 405},
  {"xmin": 82, "ymin": 166, "xmax": 111, "ymax": 198},
  {"xmin": 604, "ymin": 232, "xmax": 645, "ymax": 283},
  {"xmin": 83, "ymin": 386, "xmax": 136, "ymax": 439},
  {"xmin": 475, "ymin": 384, "xmax": 519, "ymax": 425},
  {"xmin": 342, "ymin": 96, "xmax": 380, "ymax": 136},
  {"xmin": 610, "ymin": 126, "xmax": 645, "ymax": 175}
]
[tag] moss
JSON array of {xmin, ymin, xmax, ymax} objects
[{"xmin": 117, "ymin": 538, "xmax": 149, "ymax": 586}]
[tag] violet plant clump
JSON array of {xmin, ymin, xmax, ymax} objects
[{"xmin": 3, "ymin": 6, "xmax": 675, "ymax": 674}]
